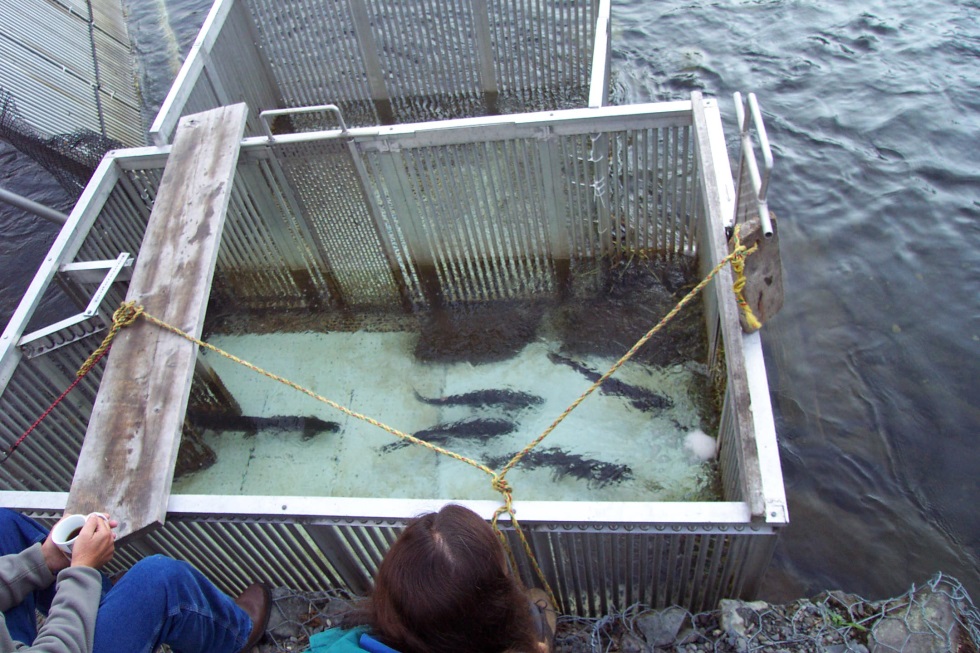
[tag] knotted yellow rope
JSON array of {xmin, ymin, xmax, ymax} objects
[
  {"xmin": 85, "ymin": 241, "xmax": 756, "ymax": 610},
  {"xmin": 730, "ymin": 224, "xmax": 762, "ymax": 331},
  {"xmin": 76, "ymin": 302, "xmax": 145, "ymax": 376}
]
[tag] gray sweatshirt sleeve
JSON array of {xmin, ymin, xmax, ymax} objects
[
  {"xmin": 0, "ymin": 544, "xmax": 55, "ymax": 612},
  {"xmin": 0, "ymin": 544, "xmax": 103, "ymax": 653}
]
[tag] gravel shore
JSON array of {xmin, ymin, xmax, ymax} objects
[{"xmin": 254, "ymin": 573, "xmax": 978, "ymax": 653}]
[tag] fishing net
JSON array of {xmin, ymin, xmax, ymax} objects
[{"xmin": 0, "ymin": 87, "xmax": 122, "ymax": 199}]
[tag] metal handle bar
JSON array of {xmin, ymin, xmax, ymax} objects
[
  {"xmin": 259, "ymin": 104, "xmax": 349, "ymax": 142},
  {"xmin": 733, "ymin": 92, "xmax": 774, "ymax": 237}
]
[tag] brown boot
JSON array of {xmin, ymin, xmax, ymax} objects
[
  {"xmin": 528, "ymin": 588, "xmax": 557, "ymax": 653},
  {"xmin": 235, "ymin": 583, "xmax": 271, "ymax": 653}
]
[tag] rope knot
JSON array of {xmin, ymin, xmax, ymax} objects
[
  {"xmin": 112, "ymin": 301, "xmax": 144, "ymax": 327},
  {"xmin": 492, "ymin": 475, "xmax": 513, "ymax": 498},
  {"xmin": 730, "ymin": 224, "xmax": 762, "ymax": 331},
  {"xmin": 76, "ymin": 301, "xmax": 145, "ymax": 377}
]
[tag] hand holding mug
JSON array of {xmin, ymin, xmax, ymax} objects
[
  {"xmin": 45, "ymin": 512, "xmax": 118, "ymax": 570},
  {"xmin": 69, "ymin": 513, "xmax": 116, "ymax": 569}
]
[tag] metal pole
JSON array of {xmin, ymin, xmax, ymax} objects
[{"xmin": 0, "ymin": 186, "xmax": 68, "ymax": 225}]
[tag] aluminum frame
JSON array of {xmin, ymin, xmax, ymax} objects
[{"xmin": 0, "ymin": 96, "xmax": 787, "ymax": 614}]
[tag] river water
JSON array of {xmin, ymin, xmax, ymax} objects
[{"xmin": 1, "ymin": 0, "xmax": 977, "ymax": 604}]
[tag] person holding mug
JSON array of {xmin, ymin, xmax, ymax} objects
[{"xmin": 0, "ymin": 508, "xmax": 270, "ymax": 653}]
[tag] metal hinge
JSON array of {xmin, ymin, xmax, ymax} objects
[{"xmin": 17, "ymin": 253, "xmax": 132, "ymax": 358}]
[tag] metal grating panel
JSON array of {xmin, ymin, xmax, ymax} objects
[
  {"xmin": 206, "ymin": 0, "xmax": 283, "ymax": 137},
  {"xmin": 0, "ymin": 0, "xmax": 141, "ymax": 144},
  {"xmin": 366, "ymin": 0, "xmax": 485, "ymax": 122},
  {"xmin": 152, "ymin": 0, "xmax": 606, "ymax": 142},
  {"xmin": 273, "ymin": 140, "xmax": 405, "ymax": 306},
  {"xmin": 244, "ymin": 0, "xmax": 378, "ymax": 126},
  {"xmin": 364, "ymin": 140, "xmax": 558, "ymax": 304},
  {"xmin": 213, "ymin": 160, "xmax": 333, "ymax": 309},
  {"xmin": 93, "ymin": 513, "xmax": 778, "ymax": 616},
  {"xmin": 488, "ymin": 0, "xmax": 597, "ymax": 105},
  {"xmin": 0, "ymin": 346, "xmax": 98, "ymax": 491}
]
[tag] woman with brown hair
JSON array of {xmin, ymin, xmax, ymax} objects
[{"xmin": 305, "ymin": 504, "xmax": 555, "ymax": 653}]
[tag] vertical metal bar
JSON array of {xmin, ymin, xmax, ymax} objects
[
  {"xmin": 486, "ymin": 140, "xmax": 520, "ymax": 296},
  {"xmin": 410, "ymin": 147, "xmax": 453, "ymax": 301},
  {"xmin": 515, "ymin": 1, "xmax": 530, "ymax": 101},
  {"xmin": 579, "ymin": 533, "xmax": 597, "ymax": 616},
  {"xmin": 511, "ymin": 139, "xmax": 538, "ymax": 287},
  {"xmin": 677, "ymin": 125, "xmax": 692, "ymax": 254},
  {"xmin": 720, "ymin": 533, "xmax": 748, "ymax": 600},
  {"xmin": 346, "ymin": 139, "xmax": 412, "ymax": 307},
  {"xmin": 419, "ymin": 143, "xmax": 472, "ymax": 302},
  {"xmin": 659, "ymin": 126, "xmax": 670, "ymax": 254},
  {"xmin": 349, "ymin": 0, "xmax": 391, "ymax": 111},
  {"xmin": 588, "ymin": 0, "xmax": 611, "ymax": 108},
  {"xmin": 591, "ymin": 131, "xmax": 612, "ymax": 257},
  {"xmin": 442, "ymin": 145, "xmax": 488, "ymax": 301},
  {"xmin": 464, "ymin": 142, "xmax": 500, "ymax": 298},
  {"xmin": 451, "ymin": 145, "xmax": 493, "ymax": 298},
  {"xmin": 670, "ymin": 125, "xmax": 682, "ymax": 257},
  {"xmin": 594, "ymin": 533, "xmax": 609, "ymax": 615},
  {"xmin": 521, "ymin": 138, "xmax": 552, "ymax": 289},
  {"xmin": 416, "ymin": 147, "xmax": 467, "ymax": 302},
  {"xmin": 677, "ymin": 532, "xmax": 697, "ymax": 607}
]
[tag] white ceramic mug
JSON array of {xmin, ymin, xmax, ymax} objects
[{"xmin": 51, "ymin": 512, "xmax": 109, "ymax": 555}]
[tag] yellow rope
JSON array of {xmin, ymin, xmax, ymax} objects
[
  {"xmin": 730, "ymin": 224, "xmax": 762, "ymax": 331},
  {"xmin": 496, "ymin": 241, "xmax": 756, "ymax": 482},
  {"xmin": 77, "ymin": 302, "xmax": 144, "ymax": 376},
  {"xmin": 88, "ymin": 241, "xmax": 756, "ymax": 611}
]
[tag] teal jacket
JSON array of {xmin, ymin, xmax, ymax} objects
[{"xmin": 306, "ymin": 627, "xmax": 400, "ymax": 653}]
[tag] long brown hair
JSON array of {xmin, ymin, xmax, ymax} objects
[{"xmin": 344, "ymin": 504, "xmax": 539, "ymax": 653}]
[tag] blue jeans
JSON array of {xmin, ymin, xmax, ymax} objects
[{"xmin": 0, "ymin": 509, "xmax": 253, "ymax": 653}]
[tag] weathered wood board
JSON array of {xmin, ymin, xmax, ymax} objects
[{"xmin": 66, "ymin": 104, "xmax": 248, "ymax": 541}]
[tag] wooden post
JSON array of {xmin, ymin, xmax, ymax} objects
[{"xmin": 66, "ymin": 104, "xmax": 248, "ymax": 541}]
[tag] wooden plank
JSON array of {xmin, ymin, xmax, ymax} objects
[
  {"xmin": 66, "ymin": 104, "xmax": 248, "ymax": 541},
  {"xmin": 691, "ymin": 93, "xmax": 765, "ymax": 518}
]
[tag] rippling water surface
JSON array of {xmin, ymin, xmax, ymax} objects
[
  {"xmin": 607, "ymin": 0, "xmax": 980, "ymax": 601},
  {"xmin": 1, "ymin": 0, "xmax": 977, "ymax": 603}
]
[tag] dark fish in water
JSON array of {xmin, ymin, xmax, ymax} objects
[
  {"xmin": 485, "ymin": 447, "xmax": 633, "ymax": 488},
  {"xmin": 188, "ymin": 413, "xmax": 341, "ymax": 441},
  {"xmin": 382, "ymin": 417, "xmax": 516, "ymax": 453},
  {"xmin": 547, "ymin": 352, "xmax": 673, "ymax": 412},
  {"xmin": 413, "ymin": 389, "xmax": 544, "ymax": 411}
]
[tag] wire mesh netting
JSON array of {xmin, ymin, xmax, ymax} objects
[
  {"xmin": 244, "ymin": 572, "xmax": 977, "ymax": 653},
  {"xmin": 0, "ymin": 88, "xmax": 122, "ymax": 199}
]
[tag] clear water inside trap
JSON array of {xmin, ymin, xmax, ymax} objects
[{"xmin": 173, "ymin": 257, "xmax": 723, "ymax": 502}]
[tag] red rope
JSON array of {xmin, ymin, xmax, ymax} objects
[{"xmin": 0, "ymin": 346, "xmax": 110, "ymax": 465}]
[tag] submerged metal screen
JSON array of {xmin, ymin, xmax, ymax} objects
[
  {"xmin": 0, "ymin": 96, "xmax": 786, "ymax": 614},
  {"xmin": 151, "ymin": 0, "xmax": 608, "ymax": 144},
  {"xmin": 211, "ymin": 102, "xmax": 702, "ymax": 311}
]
